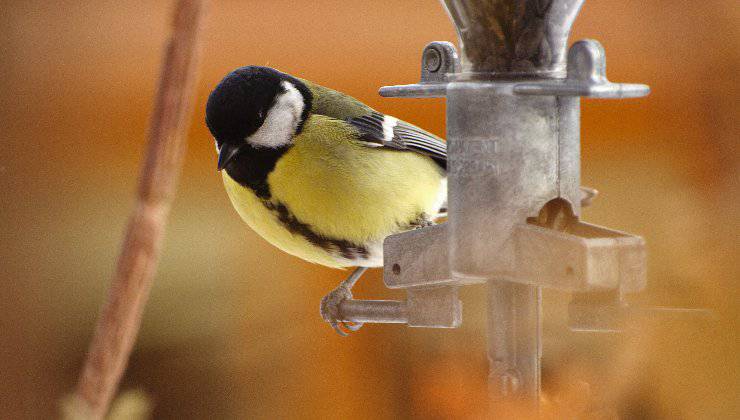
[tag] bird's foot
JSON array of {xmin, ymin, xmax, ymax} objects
[
  {"xmin": 409, "ymin": 213, "xmax": 434, "ymax": 230},
  {"xmin": 320, "ymin": 285, "xmax": 363, "ymax": 336}
]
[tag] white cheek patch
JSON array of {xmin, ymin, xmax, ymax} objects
[{"xmin": 248, "ymin": 80, "xmax": 305, "ymax": 148}]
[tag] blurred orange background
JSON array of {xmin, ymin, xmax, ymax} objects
[{"xmin": 1, "ymin": 0, "xmax": 737, "ymax": 418}]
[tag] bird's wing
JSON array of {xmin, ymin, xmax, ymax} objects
[
  {"xmin": 346, "ymin": 112, "xmax": 447, "ymax": 169},
  {"xmin": 300, "ymin": 79, "xmax": 447, "ymax": 168}
]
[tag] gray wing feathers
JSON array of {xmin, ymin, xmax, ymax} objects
[{"xmin": 347, "ymin": 112, "xmax": 447, "ymax": 167}]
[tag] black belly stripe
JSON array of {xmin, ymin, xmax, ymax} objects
[
  {"xmin": 263, "ymin": 200, "xmax": 370, "ymax": 260},
  {"xmin": 225, "ymin": 144, "xmax": 369, "ymax": 259},
  {"xmin": 224, "ymin": 144, "xmax": 370, "ymax": 260}
]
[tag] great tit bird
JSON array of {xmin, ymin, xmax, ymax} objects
[{"xmin": 206, "ymin": 66, "xmax": 447, "ymax": 335}]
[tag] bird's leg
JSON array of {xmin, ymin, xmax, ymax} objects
[{"xmin": 320, "ymin": 267, "xmax": 368, "ymax": 336}]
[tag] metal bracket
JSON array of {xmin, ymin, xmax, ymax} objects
[
  {"xmin": 382, "ymin": 220, "xmax": 647, "ymax": 294},
  {"xmin": 513, "ymin": 40, "xmax": 650, "ymax": 98},
  {"xmin": 379, "ymin": 41, "xmax": 459, "ymax": 98},
  {"xmin": 383, "ymin": 223, "xmax": 456, "ymax": 289},
  {"xmin": 512, "ymin": 222, "xmax": 646, "ymax": 293},
  {"xmin": 380, "ymin": 39, "xmax": 650, "ymax": 100}
]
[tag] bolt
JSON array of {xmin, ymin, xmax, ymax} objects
[{"xmin": 423, "ymin": 48, "xmax": 442, "ymax": 73}]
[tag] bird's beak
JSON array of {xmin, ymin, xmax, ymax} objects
[{"xmin": 217, "ymin": 143, "xmax": 243, "ymax": 171}]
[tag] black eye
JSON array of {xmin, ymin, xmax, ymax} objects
[{"xmin": 257, "ymin": 110, "xmax": 265, "ymax": 120}]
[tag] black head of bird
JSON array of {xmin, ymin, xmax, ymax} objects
[{"xmin": 205, "ymin": 66, "xmax": 313, "ymax": 170}]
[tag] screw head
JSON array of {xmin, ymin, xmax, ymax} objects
[{"xmin": 423, "ymin": 48, "xmax": 442, "ymax": 73}]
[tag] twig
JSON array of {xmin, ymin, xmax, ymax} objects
[{"xmin": 72, "ymin": 1, "xmax": 208, "ymax": 418}]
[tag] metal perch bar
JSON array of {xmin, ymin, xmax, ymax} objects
[
  {"xmin": 337, "ymin": 300, "xmax": 408, "ymax": 324},
  {"xmin": 336, "ymin": 285, "xmax": 463, "ymax": 328}
]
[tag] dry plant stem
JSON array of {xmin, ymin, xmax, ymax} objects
[{"xmin": 74, "ymin": 1, "xmax": 208, "ymax": 418}]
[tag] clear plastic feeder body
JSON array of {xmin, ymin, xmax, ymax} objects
[{"xmin": 441, "ymin": 0, "xmax": 584, "ymax": 78}]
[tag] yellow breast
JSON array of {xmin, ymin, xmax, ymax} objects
[{"xmin": 222, "ymin": 115, "xmax": 445, "ymax": 268}]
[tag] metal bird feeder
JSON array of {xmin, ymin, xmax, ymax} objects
[{"xmin": 334, "ymin": 0, "xmax": 653, "ymax": 408}]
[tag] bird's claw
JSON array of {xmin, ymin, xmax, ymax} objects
[{"xmin": 320, "ymin": 285, "xmax": 364, "ymax": 336}]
